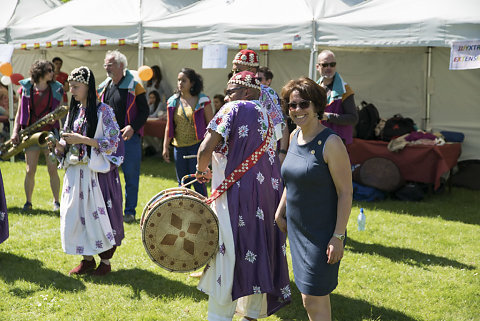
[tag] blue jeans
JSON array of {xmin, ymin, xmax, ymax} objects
[
  {"xmin": 122, "ymin": 133, "xmax": 141, "ymax": 216},
  {"xmin": 173, "ymin": 143, "xmax": 207, "ymax": 197}
]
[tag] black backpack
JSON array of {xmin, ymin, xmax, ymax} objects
[
  {"xmin": 381, "ymin": 114, "xmax": 415, "ymax": 142},
  {"xmin": 355, "ymin": 101, "xmax": 380, "ymax": 140}
]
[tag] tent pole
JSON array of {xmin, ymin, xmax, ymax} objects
[
  {"xmin": 138, "ymin": 21, "xmax": 144, "ymax": 68},
  {"xmin": 264, "ymin": 51, "xmax": 269, "ymax": 67},
  {"xmin": 424, "ymin": 46, "xmax": 432, "ymax": 130},
  {"xmin": 309, "ymin": 19, "xmax": 317, "ymax": 79},
  {"xmin": 8, "ymin": 82, "xmax": 14, "ymax": 163}
]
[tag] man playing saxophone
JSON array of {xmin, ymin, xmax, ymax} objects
[{"xmin": 10, "ymin": 60, "xmax": 64, "ymax": 212}]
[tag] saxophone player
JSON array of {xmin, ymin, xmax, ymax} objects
[{"xmin": 10, "ymin": 60, "xmax": 64, "ymax": 212}]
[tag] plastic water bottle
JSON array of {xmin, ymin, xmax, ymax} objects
[{"xmin": 357, "ymin": 208, "xmax": 366, "ymax": 231}]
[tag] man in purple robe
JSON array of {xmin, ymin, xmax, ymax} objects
[{"xmin": 195, "ymin": 71, "xmax": 290, "ymax": 320}]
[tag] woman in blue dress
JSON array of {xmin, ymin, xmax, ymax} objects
[{"xmin": 275, "ymin": 77, "xmax": 352, "ymax": 321}]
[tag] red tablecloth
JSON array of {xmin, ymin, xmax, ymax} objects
[
  {"xmin": 143, "ymin": 118, "xmax": 166, "ymax": 139},
  {"xmin": 347, "ymin": 138, "xmax": 461, "ymax": 190}
]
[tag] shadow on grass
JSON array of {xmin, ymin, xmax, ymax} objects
[
  {"xmin": 274, "ymin": 281, "xmax": 416, "ymax": 321},
  {"xmin": 86, "ymin": 267, "xmax": 207, "ymax": 301},
  {"xmin": 0, "ymin": 252, "xmax": 85, "ymax": 297},
  {"xmin": 346, "ymin": 238, "xmax": 474, "ymax": 270},
  {"xmin": 7, "ymin": 206, "xmax": 59, "ymax": 217},
  {"xmin": 137, "ymin": 157, "xmax": 177, "ymax": 179},
  {"xmin": 355, "ymin": 187, "xmax": 480, "ymax": 226}
]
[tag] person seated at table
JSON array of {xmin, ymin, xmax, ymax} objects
[
  {"xmin": 143, "ymin": 91, "xmax": 166, "ymax": 157},
  {"xmin": 147, "ymin": 90, "xmax": 166, "ymax": 120},
  {"xmin": 162, "ymin": 68, "xmax": 213, "ymax": 196},
  {"xmin": 144, "ymin": 65, "xmax": 171, "ymax": 112}
]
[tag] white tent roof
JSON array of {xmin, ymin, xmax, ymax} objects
[
  {"xmin": 315, "ymin": 0, "xmax": 480, "ymax": 47},
  {"xmin": 143, "ymin": 0, "xmax": 365, "ymax": 50},
  {"xmin": 0, "ymin": 0, "xmax": 61, "ymax": 44},
  {"xmin": 7, "ymin": 0, "xmax": 198, "ymax": 46}
]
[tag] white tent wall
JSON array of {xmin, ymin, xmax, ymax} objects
[
  {"xmin": 143, "ymin": 49, "xmax": 312, "ymax": 101},
  {"xmin": 429, "ymin": 47, "xmax": 480, "ymax": 161},
  {"xmin": 318, "ymin": 46, "xmax": 427, "ymax": 126}
]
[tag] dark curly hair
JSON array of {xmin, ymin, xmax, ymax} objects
[
  {"xmin": 280, "ymin": 77, "xmax": 327, "ymax": 119},
  {"xmin": 29, "ymin": 60, "xmax": 55, "ymax": 84},
  {"xmin": 179, "ymin": 68, "xmax": 203, "ymax": 97}
]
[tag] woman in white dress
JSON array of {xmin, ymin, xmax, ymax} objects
[{"xmin": 51, "ymin": 66, "xmax": 124, "ymax": 276}]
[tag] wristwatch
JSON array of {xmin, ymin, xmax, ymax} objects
[{"xmin": 333, "ymin": 233, "xmax": 345, "ymax": 241}]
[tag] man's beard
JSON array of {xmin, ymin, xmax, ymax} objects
[{"xmin": 322, "ymin": 72, "xmax": 334, "ymax": 79}]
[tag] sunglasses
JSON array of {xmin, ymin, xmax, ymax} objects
[
  {"xmin": 320, "ymin": 62, "xmax": 336, "ymax": 68},
  {"xmin": 225, "ymin": 87, "xmax": 245, "ymax": 97},
  {"xmin": 46, "ymin": 68, "xmax": 53, "ymax": 72},
  {"xmin": 288, "ymin": 100, "xmax": 311, "ymax": 110}
]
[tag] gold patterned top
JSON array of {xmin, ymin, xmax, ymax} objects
[{"xmin": 172, "ymin": 101, "xmax": 200, "ymax": 147}]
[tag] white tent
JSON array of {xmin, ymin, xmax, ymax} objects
[
  {"xmin": 4, "ymin": 0, "xmax": 479, "ymax": 161},
  {"xmin": 5, "ymin": 0, "xmax": 199, "ymax": 91},
  {"xmin": 315, "ymin": 0, "xmax": 480, "ymax": 47},
  {"xmin": 7, "ymin": 0, "xmax": 198, "ymax": 45},
  {"xmin": 0, "ymin": 0, "xmax": 61, "ymax": 44}
]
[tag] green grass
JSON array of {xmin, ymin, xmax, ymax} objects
[{"xmin": 0, "ymin": 157, "xmax": 479, "ymax": 321}]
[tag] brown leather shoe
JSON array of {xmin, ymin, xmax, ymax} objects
[
  {"xmin": 69, "ymin": 259, "xmax": 96, "ymax": 275},
  {"xmin": 92, "ymin": 262, "xmax": 111, "ymax": 276}
]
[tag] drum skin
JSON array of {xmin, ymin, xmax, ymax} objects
[{"xmin": 141, "ymin": 188, "xmax": 219, "ymax": 272}]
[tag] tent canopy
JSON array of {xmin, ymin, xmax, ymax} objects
[
  {"xmin": 7, "ymin": 0, "xmax": 198, "ymax": 46},
  {"xmin": 142, "ymin": 0, "xmax": 365, "ymax": 50},
  {"xmin": 0, "ymin": 0, "xmax": 61, "ymax": 44},
  {"xmin": 315, "ymin": 0, "xmax": 480, "ymax": 47}
]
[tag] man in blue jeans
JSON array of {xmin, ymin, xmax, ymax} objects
[{"xmin": 98, "ymin": 50, "xmax": 149, "ymax": 223}]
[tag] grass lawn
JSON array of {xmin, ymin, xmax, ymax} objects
[{"xmin": 0, "ymin": 157, "xmax": 479, "ymax": 321}]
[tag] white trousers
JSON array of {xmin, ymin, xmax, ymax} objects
[{"xmin": 208, "ymin": 293, "xmax": 267, "ymax": 321}]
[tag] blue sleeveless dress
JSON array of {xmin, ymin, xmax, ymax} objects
[{"xmin": 281, "ymin": 127, "xmax": 345, "ymax": 296}]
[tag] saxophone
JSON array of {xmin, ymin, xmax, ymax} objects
[{"xmin": 0, "ymin": 105, "xmax": 69, "ymax": 160}]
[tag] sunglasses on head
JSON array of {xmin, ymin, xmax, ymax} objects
[
  {"xmin": 320, "ymin": 62, "xmax": 336, "ymax": 68},
  {"xmin": 288, "ymin": 100, "xmax": 310, "ymax": 110}
]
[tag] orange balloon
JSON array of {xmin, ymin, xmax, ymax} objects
[
  {"xmin": 10, "ymin": 73, "xmax": 24, "ymax": 85},
  {"xmin": 138, "ymin": 65, "xmax": 153, "ymax": 81},
  {"xmin": 0, "ymin": 62, "xmax": 13, "ymax": 77}
]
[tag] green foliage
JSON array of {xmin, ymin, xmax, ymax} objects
[{"xmin": 0, "ymin": 158, "xmax": 479, "ymax": 320}]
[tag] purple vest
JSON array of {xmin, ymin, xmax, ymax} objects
[
  {"xmin": 18, "ymin": 79, "xmax": 63, "ymax": 129},
  {"xmin": 166, "ymin": 93, "xmax": 210, "ymax": 141}
]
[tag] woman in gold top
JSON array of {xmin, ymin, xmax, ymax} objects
[{"xmin": 163, "ymin": 68, "xmax": 213, "ymax": 196}]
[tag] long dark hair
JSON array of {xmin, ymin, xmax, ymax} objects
[
  {"xmin": 147, "ymin": 65, "xmax": 162, "ymax": 89},
  {"xmin": 66, "ymin": 67, "xmax": 98, "ymax": 157}
]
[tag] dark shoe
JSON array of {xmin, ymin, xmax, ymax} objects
[
  {"xmin": 53, "ymin": 201, "xmax": 60, "ymax": 212},
  {"xmin": 92, "ymin": 262, "xmax": 111, "ymax": 276},
  {"xmin": 22, "ymin": 202, "xmax": 32, "ymax": 212},
  {"xmin": 124, "ymin": 214, "xmax": 135, "ymax": 223},
  {"xmin": 69, "ymin": 259, "xmax": 96, "ymax": 275}
]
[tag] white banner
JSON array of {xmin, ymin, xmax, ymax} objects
[
  {"xmin": 449, "ymin": 40, "xmax": 480, "ymax": 70},
  {"xmin": 202, "ymin": 44, "xmax": 228, "ymax": 69}
]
